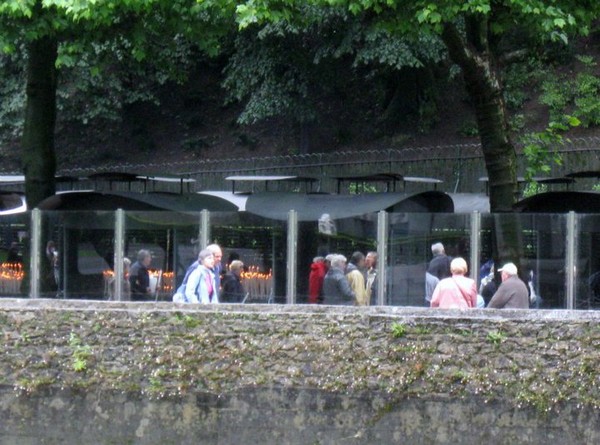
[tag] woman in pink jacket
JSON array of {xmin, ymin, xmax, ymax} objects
[{"xmin": 430, "ymin": 257, "xmax": 477, "ymax": 309}]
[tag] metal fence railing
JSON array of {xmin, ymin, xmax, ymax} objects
[{"xmin": 55, "ymin": 137, "xmax": 600, "ymax": 194}]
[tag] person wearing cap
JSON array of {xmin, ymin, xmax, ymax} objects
[{"xmin": 487, "ymin": 262, "xmax": 529, "ymax": 309}]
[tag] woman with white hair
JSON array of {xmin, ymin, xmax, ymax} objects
[
  {"xmin": 430, "ymin": 257, "xmax": 477, "ymax": 309},
  {"xmin": 185, "ymin": 249, "xmax": 219, "ymax": 304}
]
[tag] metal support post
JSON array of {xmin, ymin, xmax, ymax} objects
[
  {"xmin": 565, "ymin": 211, "xmax": 577, "ymax": 310},
  {"xmin": 30, "ymin": 209, "xmax": 41, "ymax": 299},
  {"xmin": 376, "ymin": 210, "xmax": 388, "ymax": 306},
  {"xmin": 200, "ymin": 209, "xmax": 210, "ymax": 249},
  {"xmin": 470, "ymin": 211, "xmax": 481, "ymax": 282},
  {"xmin": 286, "ymin": 210, "xmax": 298, "ymax": 305},
  {"xmin": 114, "ymin": 209, "xmax": 125, "ymax": 301}
]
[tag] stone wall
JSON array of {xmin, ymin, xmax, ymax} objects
[{"xmin": 1, "ymin": 299, "xmax": 599, "ymax": 444}]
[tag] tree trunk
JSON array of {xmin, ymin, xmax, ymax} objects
[
  {"xmin": 22, "ymin": 36, "xmax": 58, "ymax": 209},
  {"xmin": 441, "ymin": 22, "xmax": 517, "ymax": 212}
]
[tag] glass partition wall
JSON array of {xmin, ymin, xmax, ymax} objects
[
  {"xmin": 387, "ymin": 213, "xmax": 472, "ymax": 306},
  {"xmin": 7, "ymin": 209, "xmax": 599, "ymax": 310},
  {"xmin": 0, "ymin": 212, "xmax": 30, "ymax": 298}
]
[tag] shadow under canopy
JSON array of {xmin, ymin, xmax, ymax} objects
[{"xmin": 513, "ymin": 191, "xmax": 600, "ymax": 213}]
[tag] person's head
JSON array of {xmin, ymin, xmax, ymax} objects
[
  {"xmin": 229, "ymin": 260, "xmax": 244, "ymax": 276},
  {"xmin": 198, "ymin": 248, "xmax": 215, "ymax": 269},
  {"xmin": 431, "ymin": 242, "xmax": 445, "ymax": 256},
  {"xmin": 206, "ymin": 244, "xmax": 222, "ymax": 266},
  {"xmin": 312, "ymin": 256, "xmax": 324, "ymax": 264},
  {"xmin": 498, "ymin": 262, "xmax": 518, "ymax": 282},
  {"xmin": 324, "ymin": 253, "xmax": 335, "ymax": 270},
  {"xmin": 330, "ymin": 254, "xmax": 347, "ymax": 270},
  {"xmin": 349, "ymin": 251, "xmax": 365, "ymax": 268},
  {"xmin": 137, "ymin": 249, "xmax": 152, "ymax": 267},
  {"xmin": 123, "ymin": 257, "xmax": 131, "ymax": 272},
  {"xmin": 450, "ymin": 257, "xmax": 468, "ymax": 276},
  {"xmin": 365, "ymin": 251, "xmax": 378, "ymax": 269}
]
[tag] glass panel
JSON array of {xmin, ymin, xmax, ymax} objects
[
  {"xmin": 576, "ymin": 214, "xmax": 600, "ymax": 310},
  {"xmin": 43, "ymin": 210, "xmax": 118, "ymax": 299},
  {"xmin": 481, "ymin": 213, "xmax": 567, "ymax": 309},
  {"xmin": 124, "ymin": 211, "xmax": 198, "ymax": 302},
  {"xmin": 0, "ymin": 212, "xmax": 30, "ymax": 298},
  {"xmin": 211, "ymin": 212, "xmax": 286, "ymax": 304},
  {"xmin": 387, "ymin": 213, "xmax": 471, "ymax": 307},
  {"xmin": 297, "ymin": 213, "xmax": 378, "ymax": 306}
]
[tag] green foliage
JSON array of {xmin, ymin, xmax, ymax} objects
[
  {"xmin": 502, "ymin": 59, "xmax": 545, "ymax": 110},
  {"xmin": 522, "ymin": 182, "xmax": 548, "ymax": 198},
  {"xmin": 486, "ymin": 330, "xmax": 507, "ymax": 345},
  {"xmin": 521, "ymin": 116, "xmax": 580, "ymax": 188},
  {"xmin": 0, "ymin": 49, "xmax": 25, "ymax": 143},
  {"xmin": 458, "ymin": 119, "xmax": 478, "ymax": 137},
  {"xmin": 69, "ymin": 332, "xmax": 92, "ymax": 373},
  {"xmin": 391, "ymin": 322, "xmax": 407, "ymax": 339},
  {"xmin": 540, "ymin": 55, "xmax": 600, "ymax": 127},
  {"xmin": 224, "ymin": 6, "xmax": 448, "ymax": 128}
]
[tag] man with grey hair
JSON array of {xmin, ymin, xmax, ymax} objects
[
  {"xmin": 488, "ymin": 262, "xmax": 529, "ymax": 309},
  {"xmin": 206, "ymin": 243, "xmax": 223, "ymax": 291},
  {"xmin": 322, "ymin": 254, "xmax": 355, "ymax": 305},
  {"xmin": 425, "ymin": 242, "xmax": 451, "ymax": 304}
]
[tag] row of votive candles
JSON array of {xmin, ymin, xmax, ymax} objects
[
  {"xmin": 241, "ymin": 266, "xmax": 273, "ymax": 300},
  {"xmin": 0, "ymin": 262, "xmax": 24, "ymax": 294}
]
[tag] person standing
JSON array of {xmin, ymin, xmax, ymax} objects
[
  {"xmin": 425, "ymin": 242, "xmax": 451, "ymax": 304},
  {"xmin": 308, "ymin": 256, "xmax": 327, "ymax": 304},
  {"xmin": 365, "ymin": 251, "xmax": 378, "ymax": 305},
  {"xmin": 185, "ymin": 249, "xmax": 219, "ymax": 304},
  {"xmin": 221, "ymin": 260, "xmax": 245, "ymax": 303},
  {"xmin": 322, "ymin": 254, "xmax": 355, "ymax": 305},
  {"xmin": 129, "ymin": 249, "xmax": 152, "ymax": 301},
  {"xmin": 346, "ymin": 251, "xmax": 368, "ymax": 306},
  {"xmin": 207, "ymin": 244, "xmax": 223, "ymax": 292},
  {"xmin": 487, "ymin": 262, "xmax": 529, "ymax": 309},
  {"xmin": 430, "ymin": 257, "xmax": 477, "ymax": 309}
]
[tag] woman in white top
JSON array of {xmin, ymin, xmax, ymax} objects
[{"xmin": 185, "ymin": 249, "xmax": 219, "ymax": 304}]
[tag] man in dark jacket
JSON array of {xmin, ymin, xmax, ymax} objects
[
  {"xmin": 129, "ymin": 249, "xmax": 152, "ymax": 301},
  {"xmin": 425, "ymin": 242, "xmax": 451, "ymax": 304},
  {"xmin": 322, "ymin": 254, "xmax": 355, "ymax": 305},
  {"xmin": 488, "ymin": 262, "xmax": 529, "ymax": 309},
  {"xmin": 221, "ymin": 260, "xmax": 246, "ymax": 303}
]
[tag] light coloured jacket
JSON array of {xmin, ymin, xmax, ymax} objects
[
  {"xmin": 185, "ymin": 265, "xmax": 219, "ymax": 304},
  {"xmin": 430, "ymin": 274, "xmax": 477, "ymax": 309},
  {"xmin": 346, "ymin": 263, "xmax": 368, "ymax": 305}
]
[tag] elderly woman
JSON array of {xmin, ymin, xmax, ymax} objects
[
  {"xmin": 185, "ymin": 248, "xmax": 219, "ymax": 304},
  {"xmin": 430, "ymin": 257, "xmax": 477, "ymax": 309}
]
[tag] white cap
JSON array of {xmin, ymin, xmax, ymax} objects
[{"xmin": 498, "ymin": 262, "xmax": 518, "ymax": 276}]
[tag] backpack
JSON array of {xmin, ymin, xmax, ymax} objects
[
  {"xmin": 172, "ymin": 261, "xmax": 199, "ymax": 303},
  {"xmin": 172, "ymin": 283, "xmax": 187, "ymax": 303}
]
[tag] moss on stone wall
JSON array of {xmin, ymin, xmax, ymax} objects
[{"xmin": 1, "ymin": 299, "xmax": 599, "ymax": 415}]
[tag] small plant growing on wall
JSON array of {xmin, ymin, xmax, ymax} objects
[
  {"xmin": 391, "ymin": 322, "xmax": 407, "ymax": 339},
  {"xmin": 486, "ymin": 330, "xmax": 507, "ymax": 345},
  {"xmin": 69, "ymin": 333, "xmax": 92, "ymax": 372}
]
